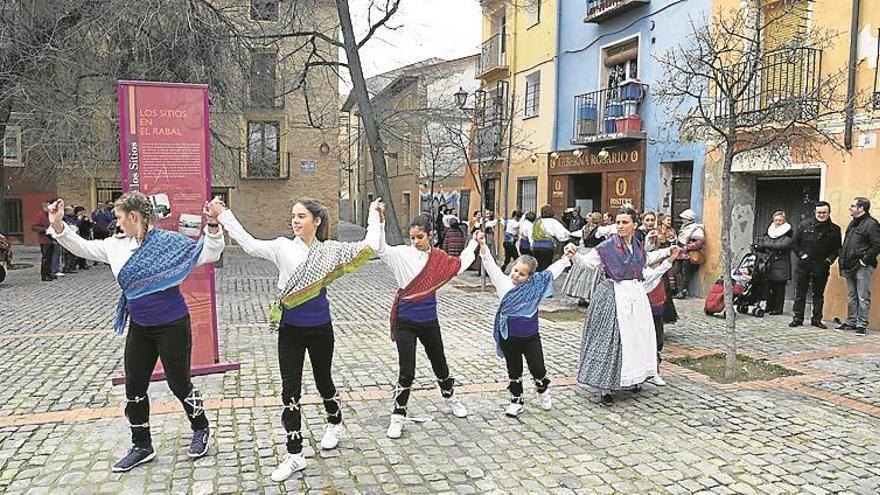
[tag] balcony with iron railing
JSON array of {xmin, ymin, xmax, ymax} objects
[
  {"xmin": 713, "ymin": 47, "xmax": 823, "ymax": 127},
  {"xmin": 476, "ymin": 33, "xmax": 509, "ymax": 80},
  {"xmin": 572, "ymin": 81, "xmax": 648, "ymax": 145},
  {"xmin": 584, "ymin": 0, "xmax": 650, "ymax": 23}
]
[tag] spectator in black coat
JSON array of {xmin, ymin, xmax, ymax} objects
[
  {"xmin": 789, "ymin": 201, "xmax": 841, "ymax": 328},
  {"xmin": 837, "ymin": 197, "xmax": 880, "ymax": 335},
  {"xmin": 754, "ymin": 211, "xmax": 793, "ymax": 315}
]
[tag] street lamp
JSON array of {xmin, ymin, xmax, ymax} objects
[{"xmin": 454, "ymin": 87, "xmax": 468, "ymax": 110}]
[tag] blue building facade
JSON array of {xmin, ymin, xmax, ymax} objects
[{"xmin": 550, "ymin": 0, "xmax": 709, "ymax": 223}]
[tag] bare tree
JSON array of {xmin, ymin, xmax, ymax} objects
[
  {"xmin": 654, "ymin": 0, "xmax": 856, "ymax": 380},
  {"xmin": 336, "ymin": 0, "xmax": 406, "ymax": 244}
]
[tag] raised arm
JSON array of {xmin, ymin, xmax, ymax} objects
[
  {"xmin": 195, "ymin": 201, "xmax": 225, "ymax": 265},
  {"xmin": 363, "ymin": 199, "xmax": 386, "ymax": 254},
  {"xmin": 476, "ymin": 232, "xmax": 507, "ymax": 287},
  {"xmin": 546, "ymin": 255, "xmax": 572, "ymax": 280},
  {"xmin": 547, "ymin": 218, "xmax": 571, "ymax": 242},
  {"xmin": 46, "ymin": 200, "xmax": 110, "ymax": 263},
  {"xmin": 457, "ymin": 237, "xmax": 479, "ymax": 274},
  {"xmin": 215, "ymin": 207, "xmax": 282, "ymax": 266},
  {"xmin": 643, "ymin": 247, "xmax": 679, "ymax": 292}
]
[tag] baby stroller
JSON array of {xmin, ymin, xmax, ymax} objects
[
  {"xmin": 703, "ymin": 252, "xmax": 766, "ymax": 317},
  {"xmin": 0, "ymin": 231, "xmax": 11, "ymax": 284}
]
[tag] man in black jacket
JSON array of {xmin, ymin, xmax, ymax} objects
[
  {"xmin": 837, "ymin": 197, "xmax": 880, "ymax": 335},
  {"xmin": 789, "ymin": 202, "xmax": 841, "ymax": 328}
]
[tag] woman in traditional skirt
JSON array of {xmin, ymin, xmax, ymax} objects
[
  {"xmin": 367, "ymin": 203, "xmax": 477, "ymax": 439},
  {"xmin": 48, "ymin": 194, "xmax": 224, "ymax": 472},
  {"xmin": 563, "ymin": 212, "xmax": 614, "ymax": 307},
  {"xmin": 209, "ymin": 198, "xmax": 379, "ymax": 481},
  {"xmin": 572, "ymin": 208, "xmax": 679, "ymax": 405}
]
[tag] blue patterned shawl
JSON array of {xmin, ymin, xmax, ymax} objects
[
  {"xmin": 113, "ymin": 228, "xmax": 205, "ymax": 334},
  {"xmin": 595, "ymin": 235, "xmax": 645, "ymax": 282},
  {"xmin": 492, "ymin": 270, "xmax": 555, "ymax": 357}
]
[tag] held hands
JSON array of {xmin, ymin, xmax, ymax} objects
[
  {"xmin": 48, "ymin": 199, "xmax": 65, "ymax": 226},
  {"xmin": 369, "ymin": 198, "xmax": 386, "ymax": 220},
  {"xmin": 474, "ymin": 231, "xmax": 487, "ymax": 253},
  {"xmin": 564, "ymin": 243, "xmax": 578, "ymax": 260},
  {"xmin": 668, "ymin": 245, "xmax": 682, "ymax": 262},
  {"xmin": 204, "ymin": 196, "xmax": 226, "ymax": 219}
]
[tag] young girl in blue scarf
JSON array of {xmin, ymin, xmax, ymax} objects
[
  {"xmin": 476, "ymin": 232, "xmax": 575, "ymax": 417},
  {"xmin": 48, "ymin": 193, "xmax": 225, "ymax": 473}
]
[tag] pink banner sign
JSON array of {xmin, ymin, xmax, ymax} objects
[{"xmin": 115, "ymin": 80, "xmax": 239, "ymax": 383}]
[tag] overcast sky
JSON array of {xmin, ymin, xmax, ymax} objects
[{"xmin": 341, "ymin": 0, "xmax": 481, "ymax": 89}]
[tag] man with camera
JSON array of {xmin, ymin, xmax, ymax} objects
[{"xmin": 789, "ymin": 201, "xmax": 841, "ymax": 329}]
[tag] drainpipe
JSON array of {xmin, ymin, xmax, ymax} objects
[
  {"xmin": 551, "ymin": 0, "xmax": 563, "ymax": 152},
  {"xmin": 844, "ymin": 0, "xmax": 860, "ymax": 150}
]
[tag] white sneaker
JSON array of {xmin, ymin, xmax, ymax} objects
[
  {"xmin": 386, "ymin": 414, "xmax": 405, "ymax": 439},
  {"xmin": 446, "ymin": 396, "xmax": 468, "ymax": 418},
  {"xmin": 650, "ymin": 375, "xmax": 667, "ymax": 387},
  {"xmin": 504, "ymin": 402, "xmax": 523, "ymax": 417},
  {"xmin": 320, "ymin": 423, "xmax": 341, "ymax": 450},
  {"xmin": 538, "ymin": 391, "xmax": 552, "ymax": 410},
  {"xmin": 54, "ymin": 272, "xmax": 65, "ymax": 277},
  {"xmin": 270, "ymin": 453, "xmax": 307, "ymax": 482}
]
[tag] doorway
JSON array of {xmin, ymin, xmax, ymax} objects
[
  {"xmin": 570, "ymin": 173, "xmax": 603, "ymax": 214},
  {"xmin": 754, "ymin": 176, "xmax": 820, "ymax": 299},
  {"xmin": 671, "ymin": 162, "xmax": 693, "ymax": 228}
]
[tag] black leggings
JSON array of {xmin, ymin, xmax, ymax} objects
[
  {"xmin": 392, "ymin": 319, "xmax": 455, "ymax": 416},
  {"xmin": 533, "ymin": 248, "xmax": 554, "ymax": 272},
  {"xmin": 124, "ymin": 315, "xmax": 208, "ymax": 448},
  {"xmin": 39, "ymin": 244, "xmax": 53, "ymax": 279},
  {"xmin": 502, "ymin": 241, "xmax": 518, "ymax": 269},
  {"xmin": 278, "ymin": 322, "xmax": 341, "ymax": 454},
  {"xmin": 499, "ymin": 334, "xmax": 549, "ymax": 403},
  {"xmin": 652, "ymin": 314, "xmax": 665, "ymax": 369}
]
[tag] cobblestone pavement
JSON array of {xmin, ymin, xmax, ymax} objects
[{"xmin": 2, "ymin": 225, "xmax": 880, "ymax": 494}]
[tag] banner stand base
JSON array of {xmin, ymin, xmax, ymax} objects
[{"xmin": 111, "ymin": 362, "xmax": 241, "ymax": 386}]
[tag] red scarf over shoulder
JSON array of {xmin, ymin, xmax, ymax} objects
[{"xmin": 389, "ymin": 247, "xmax": 461, "ymax": 340}]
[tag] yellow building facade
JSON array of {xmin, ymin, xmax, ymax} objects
[
  {"xmin": 465, "ymin": 0, "xmax": 558, "ymax": 221},
  {"xmin": 699, "ymin": 0, "xmax": 880, "ymax": 326}
]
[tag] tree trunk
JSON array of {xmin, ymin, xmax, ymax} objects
[
  {"xmin": 721, "ymin": 142, "xmax": 737, "ymax": 382},
  {"xmin": 335, "ymin": 0, "xmax": 404, "ymax": 244}
]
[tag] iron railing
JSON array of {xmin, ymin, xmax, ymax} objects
[
  {"xmin": 713, "ymin": 47, "xmax": 823, "ymax": 126},
  {"xmin": 572, "ymin": 82, "xmax": 647, "ymax": 144},
  {"xmin": 585, "ymin": 0, "xmax": 650, "ymax": 23},
  {"xmin": 476, "ymin": 34, "xmax": 508, "ymax": 77}
]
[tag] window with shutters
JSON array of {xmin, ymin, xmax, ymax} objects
[
  {"xmin": 602, "ymin": 38, "xmax": 638, "ymax": 90},
  {"xmin": 2, "ymin": 126, "xmax": 22, "ymax": 167},
  {"xmin": 525, "ymin": 0, "xmax": 541, "ymax": 27},
  {"xmin": 524, "ymin": 72, "xmax": 541, "ymax": 118},
  {"xmin": 517, "ymin": 178, "xmax": 538, "ymax": 214},
  {"xmin": 250, "ymin": 50, "xmax": 278, "ymax": 108},
  {"xmin": 761, "ymin": 0, "xmax": 811, "ymax": 106},
  {"xmin": 246, "ymin": 121, "xmax": 282, "ymax": 178}
]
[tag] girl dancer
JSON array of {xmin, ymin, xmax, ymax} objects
[
  {"xmin": 476, "ymin": 232, "xmax": 575, "ymax": 417},
  {"xmin": 47, "ymin": 193, "xmax": 224, "ymax": 472},
  {"xmin": 368, "ymin": 202, "xmax": 478, "ymax": 439},
  {"xmin": 209, "ymin": 198, "xmax": 379, "ymax": 481}
]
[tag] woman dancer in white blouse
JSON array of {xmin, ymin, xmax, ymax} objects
[{"xmin": 208, "ymin": 197, "xmax": 381, "ymax": 481}]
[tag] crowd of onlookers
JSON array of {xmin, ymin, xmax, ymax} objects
[
  {"xmin": 30, "ymin": 200, "xmax": 117, "ymax": 281},
  {"xmin": 748, "ymin": 197, "xmax": 880, "ymax": 335},
  {"xmin": 431, "ymin": 203, "xmax": 706, "ymax": 300}
]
